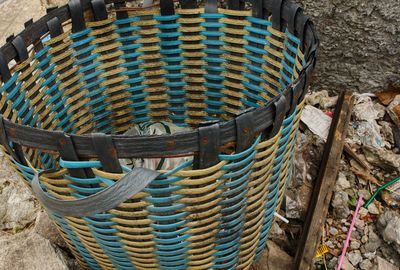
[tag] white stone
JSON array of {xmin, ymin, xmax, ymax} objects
[
  {"xmin": 367, "ymin": 203, "xmax": 380, "ymax": 215},
  {"xmin": 335, "ymin": 172, "xmax": 351, "ymax": 191},
  {"xmin": 347, "ymin": 250, "xmax": 363, "ymax": 266},
  {"xmin": 373, "ymin": 256, "xmax": 398, "ymax": 270},
  {"xmin": 0, "ymin": 158, "xmax": 39, "ymax": 231}
]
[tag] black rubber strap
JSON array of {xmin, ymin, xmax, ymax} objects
[
  {"xmin": 299, "ymin": 62, "xmax": 314, "ymax": 102},
  {"xmin": 114, "ymin": 0, "xmax": 128, "ymax": 19},
  {"xmin": 160, "ymin": 0, "xmax": 175, "ymax": 16},
  {"xmin": 13, "ymin": 143, "xmax": 27, "ymax": 166},
  {"xmin": 298, "ymin": 11, "xmax": 310, "ymax": 51},
  {"xmin": 0, "ymin": 0, "xmax": 318, "ymax": 64},
  {"xmin": 271, "ymin": 0, "xmax": 283, "ymax": 30},
  {"xmin": 179, "ymin": 0, "xmax": 197, "ymax": 9},
  {"xmin": 68, "ymin": 0, "xmax": 86, "ymax": 33},
  {"xmin": 284, "ymin": 86, "xmax": 294, "ymax": 116},
  {"xmin": 0, "ymin": 115, "xmax": 20, "ymax": 162},
  {"xmin": 11, "ymin": 36, "xmax": 28, "ymax": 62},
  {"xmin": 304, "ymin": 22, "xmax": 318, "ymax": 62},
  {"xmin": 91, "ymin": 0, "xmax": 108, "ymax": 21},
  {"xmin": 47, "ymin": 17, "xmax": 63, "ymax": 38},
  {"xmin": 47, "ymin": 6, "xmax": 59, "ymax": 14},
  {"xmin": 288, "ymin": 3, "xmax": 301, "ymax": 35},
  {"xmin": 287, "ymin": 75, "xmax": 305, "ymax": 115},
  {"xmin": 195, "ymin": 123, "xmax": 220, "ymax": 169},
  {"xmin": 24, "ymin": 19, "xmax": 34, "ymax": 29},
  {"xmin": 252, "ymin": 0, "xmax": 264, "ymax": 18},
  {"xmin": 227, "ymin": 0, "xmax": 245, "ymax": 10},
  {"xmin": 204, "ymin": 0, "xmax": 218, "ymax": 13},
  {"xmin": 235, "ymin": 109, "xmax": 256, "ymax": 152},
  {"xmin": 32, "ymin": 168, "xmax": 160, "ymax": 217},
  {"xmin": 0, "ymin": 114, "xmax": 27, "ymax": 166},
  {"xmin": 6, "ymin": 35, "xmax": 15, "ymax": 43},
  {"xmin": 1, "ymin": 83, "xmax": 297, "ymax": 159},
  {"xmin": 56, "ymin": 132, "xmax": 90, "ymax": 178},
  {"xmin": 268, "ymin": 95, "xmax": 287, "ymax": 139},
  {"xmin": 92, "ymin": 133, "xmax": 122, "ymax": 173},
  {"xmin": 0, "ymin": 52, "xmax": 11, "ymax": 82}
]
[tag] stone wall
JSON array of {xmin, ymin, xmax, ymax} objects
[{"xmin": 298, "ymin": 0, "xmax": 400, "ymax": 93}]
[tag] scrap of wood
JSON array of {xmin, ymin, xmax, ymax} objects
[
  {"xmin": 292, "ymin": 91, "xmax": 355, "ymax": 270},
  {"xmin": 351, "ymin": 167, "xmax": 380, "ymax": 185},
  {"xmin": 343, "ymin": 143, "xmax": 371, "ymax": 172}
]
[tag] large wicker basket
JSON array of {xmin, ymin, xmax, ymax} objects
[{"xmin": 0, "ymin": 0, "xmax": 317, "ymax": 269}]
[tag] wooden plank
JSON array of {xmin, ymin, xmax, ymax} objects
[{"xmin": 292, "ymin": 91, "xmax": 355, "ymax": 270}]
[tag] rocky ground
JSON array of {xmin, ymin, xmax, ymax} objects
[
  {"xmin": 0, "ymin": 0, "xmax": 400, "ymax": 269},
  {"xmin": 272, "ymin": 82, "xmax": 400, "ymax": 269}
]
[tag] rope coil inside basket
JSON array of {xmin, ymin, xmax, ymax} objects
[{"xmin": 0, "ymin": 0, "xmax": 318, "ymax": 269}]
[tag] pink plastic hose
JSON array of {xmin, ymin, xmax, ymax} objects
[{"xmin": 336, "ymin": 195, "xmax": 364, "ymax": 270}]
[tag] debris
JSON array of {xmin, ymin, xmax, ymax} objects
[
  {"xmin": 351, "ymin": 121, "xmax": 383, "ymax": 148},
  {"xmin": 285, "ymin": 194, "xmax": 301, "ymax": 219},
  {"xmin": 345, "ymin": 144, "xmax": 372, "ymax": 171},
  {"xmin": 335, "ymin": 172, "xmax": 351, "ymax": 191},
  {"xmin": 387, "ymin": 95, "xmax": 400, "ymax": 126},
  {"xmin": 337, "ymin": 195, "xmax": 364, "ymax": 270},
  {"xmin": 120, "ymin": 122, "xmax": 191, "ymax": 170},
  {"xmin": 392, "ymin": 125, "xmax": 400, "ymax": 149},
  {"xmin": 341, "ymin": 257, "xmax": 356, "ymax": 270},
  {"xmin": 381, "ymin": 191, "xmax": 400, "ymax": 208},
  {"xmin": 379, "ymin": 121, "xmax": 395, "ymax": 146},
  {"xmin": 320, "ymin": 96, "xmax": 339, "ymax": 109},
  {"xmin": 377, "ymin": 211, "xmax": 400, "ymax": 248},
  {"xmin": 359, "ymin": 259, "xmax": 373, "ymax": 270},
  {"xmin": 351, "ymin": 167, "xmax": 379, "ymax": 186},
  {"xmin": 294, "ymin": 92, "xmax": 355, "ymax": 270},
  {"xmin": 0, "ymin": 159, "xmax": 38, "ymax": 231},
  {"xmin": 300, "ymin": 105, "xmax": 332, "ymax": 141},
  {"xmin": 364, "ymin": 176, "xmax": 400, "ymax": 208},
  {"xmin": 373, "ymin": 256, "xmax": 399, "ymax": 270},
  {"xmin": 374, "ymin": 103, "xmax": 387, "ymax": 119},
  {"xmin": 347, "ymin": 250, "xmax": 363, "ymax": 267},
  {"xmin": 362, "ymin": 146, "xmax": 400, "ymax": 172},
  {"xmin": 329, "ymin": 227, "xmax": 339, "ymax": 236},
  {"xmin": 376, "ymin": 83, "xmax": 400, "ymax": 105},
  {"xmin": 305, "ymin": 90, "xmax": 329, "ymax": 107},
  {"xmin": 268, "ymin": 223, "xmax": 289, "ymax": 249},
  {"xmin": 350, "ymin": 240, "xmax": 361, "ymax": 250},
  {"xmin": 252, "ymin": 241, "xmax": 293, "ymax": 270},
  {"xmin": 353, "ymin": 96, "xmax": 380, "ymax": 122},
  {"xmin": 315, "ymin": 245, "xmax": 329, "ymax": 258},
  {"xmin": 274, "ymin": 212, "xmax": 289, "ymax": 224},
  {"xmin": 332, "ymin": 191, "xmax": 351, "ymax": 219},
  {"xmin": 367, "ymin": 203, "xmax": 380, "ymax": 215},
  {"xmin": 363, "ymin": 228, "xmax": 382, "ymax": 253}
]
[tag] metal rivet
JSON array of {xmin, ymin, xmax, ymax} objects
[
  {"xmin": 166, "ymin": 140, "xmax": 176, "ymax": 150},
  {"xmin": 9, "ymin": 128, "xmax": 16, "ymax": 137},
  {"xmin": 202, "ymin": 137, "xmax": 209, "ymax": 145},
  {"xmin": 109, "ymin": 148, "xmax": 117, "ymax": 157}
]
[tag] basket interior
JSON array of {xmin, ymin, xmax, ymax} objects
[{"xmin": 0, "ymin": 7, "xmax": 305, "ymax": 168}]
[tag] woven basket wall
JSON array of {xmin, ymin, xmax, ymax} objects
[{"xmin": 0, "ymin": 0, "xmax": 318, "ymax": 269}]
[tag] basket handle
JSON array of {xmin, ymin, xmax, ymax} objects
[{"xmin": 32, "ymin": 168, "xmax": 160, "ymax": 217}]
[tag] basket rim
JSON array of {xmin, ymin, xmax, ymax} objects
[{"xmin": 0, "ymin": 0, "xmax": 318, "ymax": 159}]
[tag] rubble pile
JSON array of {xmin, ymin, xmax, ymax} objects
[{"xmin": 270, "ymin": 81, "xmax": 400, "ymax": 270}]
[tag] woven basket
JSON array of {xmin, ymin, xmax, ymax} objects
[{"xmin": 0, "ymin": 0, "xmax": 317, "ymax": 269}]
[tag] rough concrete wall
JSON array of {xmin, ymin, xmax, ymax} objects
[{"xmin": 298, "ymin": 0, "xmax": 400, "ymax": 93}]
